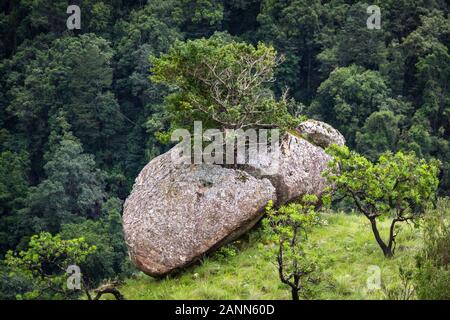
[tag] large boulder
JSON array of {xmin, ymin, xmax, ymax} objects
[
  {"xmin": 242, "ymin": 133, "xmax": 332, "ymax": 204},
  {"xmin": 123, "ymin": 121, "xmax": 345, "ymax": 276},
  {"xmin": 123, "ymin": 147, "xmax": 276, "ymax": 276},
  {"xmin": 296, "ymin": 119, "xmax": 345, "ymax": 149}
]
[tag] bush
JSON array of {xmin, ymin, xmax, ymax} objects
[
  {"xmin": 415, "ymin": 198, "xmax": 450, "ymax": 299},
  {"xmin": 262, "ymin": 195, "xmax": 324, "ymax": 300},
  {"xmin": 4, "ymin": 232, "xmax": 96, "ymax": 299}
]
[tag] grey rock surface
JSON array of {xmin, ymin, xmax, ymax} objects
[
  {"xmin": 242, "ymin": 133, "xmax": 332, "ymax": 204},
  {"xmin": 296, "ymin": 119, "xmax": 346, "ymax": 148},
  {"xmin": 123, "ymin": 147, "xmax": 276, "ymax": 276}
]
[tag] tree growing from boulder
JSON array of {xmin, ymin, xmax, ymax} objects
[
  {"xmin": 324, "ymin": 145, "xmax": 440, "ymax": 257},
  {"xmin": 262, "ymin": 195, "xmax": 323, "ymax": 300},
  {"xmin": 149, "ymin": 33, "xmax": 300, "ymax": 139}
]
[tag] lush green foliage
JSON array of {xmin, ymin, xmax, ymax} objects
[
  {"xmin": 59, "ymin": 197, "xmax": 131, "ymax": 288},
  {"xmin": 24, "ymin": 114, "xmax": 105, "ymax": 234},
  {"xmin": 310, "ymin": 65, "xmax": 393, "ymax": 146},
  {"xmin": 0, "ymin": 150, "xmax": 29, "ymax": 254},
  {"xmin": 150, "ymin": 35, "xmax": 300, "ymax": 136},
  {"xmin": 262, "ymin": 196, "xmax": 324, "ymax": 300},
  {"xmin": 4, "ymin": 232, "xmax": 96, "ymax": 299},
  {"xmin": 324, "ymin": 145, "xmax": 440, "ymax": 257}
]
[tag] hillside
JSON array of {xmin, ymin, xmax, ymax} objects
[{"xmin": 117, "ymin": 213, "xmax": 421, "ymax": 300}]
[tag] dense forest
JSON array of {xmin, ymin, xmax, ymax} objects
[{"xmin": 0, "ymin": 0, "xmax": 449, "ymax": 300}]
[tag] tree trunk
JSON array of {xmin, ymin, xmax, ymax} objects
[
  {"xmin": 291, "ymin": 276, "xmax": 300, "ymax": 300},
  {"xmin": 291, "ymin": 288, "xmax": 300, "ymax": 301},
  {"xmin": 369, "ymin": 218, "xmax": 393, "ymax": 258},
  {"xmin": 383, "ymin": 246, "xmax": 393, "ymax": 258},
  {"xmin": 92, "ymin": 284, "xmax": 125, "ymax": 300}
]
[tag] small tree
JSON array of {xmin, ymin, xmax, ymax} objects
[
  {"xmin": 4, "ymin": 232, "xmax": 96, "ymax": 299},
  {"xmin": 149, "ymin": 33, "xmax": 299, "ymax": 136},
  {"xmin": 324, "ymin": 145, "xmax": 440, "ymax": 257},
  {"xmin": 262, "ymin": 196, "xmax": 322, "ymax": 300}
]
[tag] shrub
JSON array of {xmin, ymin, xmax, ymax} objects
[
  {"xmin": 149, "ymin": 33, "xmax": 300, "ymax": 138},
  {"xmin": 262, "ymin": 195, "xmax": 323, "ymax": 300},
  {"xmin": 415, "ymin": 198, "xmax": 450, "ymax": 299},
  {"xmin": 4, "ymin": 232, "xmax": 96, "ymax": 299}
]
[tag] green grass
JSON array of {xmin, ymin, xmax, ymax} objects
[{"xmin": 116, "ymin": 212, "xmax": 422, "ymax": 300}]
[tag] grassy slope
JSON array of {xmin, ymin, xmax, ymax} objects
[{"xmin": 117, "ymin": 213, "xmax": 422, "ymax": 300}]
